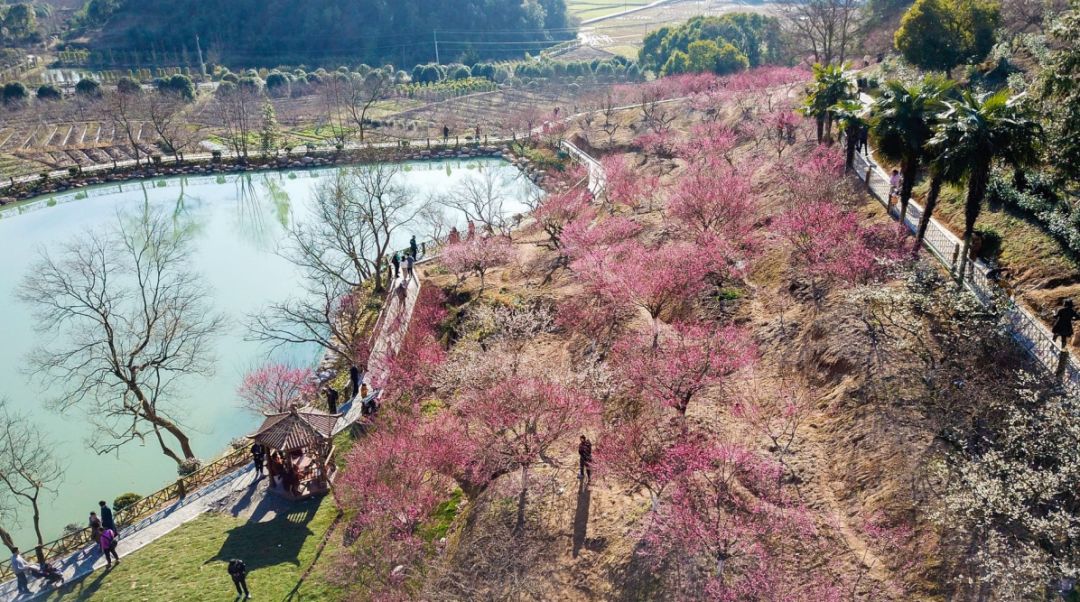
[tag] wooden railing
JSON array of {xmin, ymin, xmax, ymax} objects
[{"xmin": 0, "ymin": 447, "xmax": 250, "ymax": 581}]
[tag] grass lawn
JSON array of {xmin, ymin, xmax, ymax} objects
[
  {"xmin": 43, "ymin": 495, "xmax": 345, "ymax": 602},
  {"xmin": 567, "ymin": 0, "xmax": 652, "ymax": 20}
]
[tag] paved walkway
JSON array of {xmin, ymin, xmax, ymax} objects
[
  {"xmin": 334, "ymin": 272, "xmax": 422, "ymax": 434},
  {"xmin": 2, "ymin": 463, "xmax": 257, "ymax": 601}
]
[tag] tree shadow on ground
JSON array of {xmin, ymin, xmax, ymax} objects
[
  {"xmin": 40, "ymin": 562, "xmax": 111, "ymax": 601},
  {"xmin": 204, "ymin": 496, "xmax": 321, "ymax": 571},
  {"xmin": 572, "ymin": 481, "xmax": 591, "ymax": 558}
]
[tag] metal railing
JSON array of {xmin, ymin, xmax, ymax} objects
[
  {"xmin": 850, "ymin": 149, "xmax": 1080, "ymax": 389},
  {"xmin": 561, "ymin": 139, "xmax": 606, "ymax": 197},
  {"xmin": 0, "ymin": 447, "xmax": 250, "ymax": 581}
]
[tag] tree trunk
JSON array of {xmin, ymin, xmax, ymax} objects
[
  {"xmin": 515, "ymin": 464, "xmax": 529, "ymax": 535},
  {"xmin": 140, "ymin": 399, "xmax": 197, "ymax": 463},
  {"xmin": 0, "ymin": 524, "xmax": 15, "ymax": 553},
  {"xmin": 899, "ymin": 158, "xmax": 919, "ymax": 229},
  {"xmin": 845, "ymin": 133, "xmax": 856, "ymax": 171},
  {"xmin": 915, "ymin": 173, "xmax": 943, "ymax": 251},
  {"xmin": 815, "ymin": 118, "xmax": 824, "ymax": 144},
  {"xmin": 957, "ymin": 163, "xmax": 990, "ymax": 287}
]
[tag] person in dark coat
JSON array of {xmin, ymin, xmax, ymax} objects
[
  {"xmin": 391, "ymin": 252, "xmax": 401, "ymax": 280},
  {"xmin": 88, "ymin": 511, "xmax": 102, "ymax": 543},
  {"xmin": 98, "ymin": 500, "xmax": 115, "ymax": 532},
  {"xmin": 325, "ymin": 387, "xmax": 339, "ymax": 414},
  {"xmin": 349, "ymin": 365, "xmax": 360, "ymax": 399},
  {"xmin": 409, "ymin": 235, "xmax": 419, "ymax": 260},
  {"xmin": 227, "ymin": 558, "xmax": 251, "ymax": 599},
  {"xmin": 442, "ymin": 125, "xmax": 450, "ymax": 142},
  {"xmin": 1053, "ymin": 299, "xmax": 1079, "ymax": 349},
  {"xmin": 577, "ymin": 435, "xmax": 593, "ymax": 483},
  {"xmin": 857, "ymin": 126, "xmax": 869, "ymax": 155},
  {"xmin": 448, "ymin": 226, "xmax": 461, "ymax": 245},
  {"xmin": 250, "ymin": 443, "xmax": 266, "ymax": 476}
]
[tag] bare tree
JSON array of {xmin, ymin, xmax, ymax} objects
[
  {"xmin": 343, "ymin": 70, "xmax": 392, "ymax": 143},
  {"xmin": 318, "ymin": 74, "xmax": 352, "ymax": 147},
  {"xmin": 18, "ymin": 209, "xmax": 224, "ymax": 466},
  {"xmin": 145, "ymin": 91, "xmax": 205, "ymax": 161},
  {"xmin": 0, "ymin": 399, "xmax": 66, "ymax": 560},
  {"xmin": 103, "ymin": 88, "xmax": 146, "ymax": 166},
  {"xmin": 212, "ymin": 83, "xmax": 260, "ymax": 161},
  {"xmin": 437, "ymin": 166, "xmax": 513, "ymax": 236},
  {"xmin": 282, "ymin": 164, "xmax": 419, "ymax": 295},
  {"xmin": 247, "ymin": 273, "xmax": 370, "ymax": 365},
  {"xmin": 599, "ymin": 93, "xmax": 622, "ymax": 148},
  {"xmin": 781, "ymin": 0, "xmax": 862, "ymax": 66}
]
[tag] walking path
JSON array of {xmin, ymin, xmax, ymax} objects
[
  {"xmin": 1, "ymin": 272, "xmax": 428, "ymax": 599},
  {"xmin": 334, "ymin": 272, "xmax": 423, "ymax": 435},
  {"xmin": 562, "ymin": 123, "xmax": 1080, "ymax": 390},
  {"xmin": 1, "ymin": 464, "xmax": 257, "ymax": 601}
]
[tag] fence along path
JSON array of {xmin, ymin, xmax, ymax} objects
[
  {"xmin": 561, "ymin": 135, "xmax": 1080, "ymax": 390},
  {"xmin": 849, "ymin": 150, "xmax": 1080, "ymax": 386}
]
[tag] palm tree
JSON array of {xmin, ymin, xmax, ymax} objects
[
  {"xmin": 802, "ymin": 64, "xmax": 857, "ymax": 144},
  {"xmin": 869, "ymin": 76, "xmax": 954, "ymax": 227},
  {"xmin": 829, "ymin": 99, "xmax": 869, "ymax": 171},
  {"xmin": 913, "ymin": 158, "xmax": 946, "ymax": 251},
  {"xmin": 927, "ymin": 90, "xmax": 1042, "ymax": 285}
]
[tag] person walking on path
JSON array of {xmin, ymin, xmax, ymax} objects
[
  {"xmin": 99, "ymin": 527, "xmax": 119, "ymax": 568},
  {"xmin": 409, "ymin": 235, "xmax": 419, "ymax": 260},
  {"xmin": 325, "ymin": 386, "xmax": 339, "ymax": 414},
  {"xmin": 857, "ymin": 125, "xmax": 869, "ymax": 155},
  {"xmin": 443, "ymin": 125, "xmax": 450, "ymax": 142},
  {"xmin": 577, "ymin": 435, "xmax": 593, "ymax": 483},
  {"xmin": 250, "ymin": 443, "xmax": 266, "ymax": 476},
  {"xmin": 405, "ymin": 253, "xmax": 416, "ymax": 281},
  {"xmin": 888, "ymin": 169, "xmax": 902, "ymax": 209},
  {"xmin": 11, "ymin": 547, "xmax": 31, "ymax": 595},
  {"xmin": 391, "ymin": 252, "xmax": 401, "ymax": 280},
  {"xmin": 1053, "ymin": 299, "xmax": 1079, "ymax": 350},
  {"xmin": 475, "ymin": 124, "xmax": 481, "ymax": 141},
  {"xmin": 98, "ymin": 500, "xmax": 115, "ymax": 533},
  {"xmin": 349, "ymin": 365, "xmax": 360, "ymax": 399},
  {"xmin": 228, "ymin": 558, "xmax": 251, "ymax": 599}
]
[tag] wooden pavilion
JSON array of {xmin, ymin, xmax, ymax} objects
[{"xmin": 248, "ymin": 405, "xmax": 341, "ymax": 500}]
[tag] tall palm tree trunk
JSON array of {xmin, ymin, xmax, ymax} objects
[
  {"xmin": 915, "ymin": 173, "xmax": 943, "ymax": 251},
  {"xmin": 816, "ymin": 118, "xmax": 824, "ymax": 144},
  {"xmin": 845, "ymin": 132, "xmax": 857, "ymax": 171},
  {"xmin": 899, "ymin": 158, "xmax": 919, "ymax": 229},
  {"xmin": 957, "ymin": 164, "xmax": 991, "ymax": 287}
]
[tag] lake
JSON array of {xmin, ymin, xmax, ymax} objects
[{"xmin": 0, "ymin": 158, "xmax": 536, "ymax": 545}]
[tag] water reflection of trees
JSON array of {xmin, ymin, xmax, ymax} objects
[{"xmin": 232, "ymin": 173, "xmax": 293, "ymax": 249}]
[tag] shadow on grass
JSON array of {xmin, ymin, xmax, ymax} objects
[
  {"xmin": 204, "ymin": 496, "xmax": 321, "ymax": 571},
  {"xmin": 41, "ymin": 562, "xmax": 111, "ymax": 601}
]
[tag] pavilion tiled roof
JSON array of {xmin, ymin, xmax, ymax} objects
[{"xmin": 248, "ymin": 406, "xmax": 340, "ymax": 451}]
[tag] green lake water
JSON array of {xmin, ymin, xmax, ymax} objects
[{"xmin": 0, "ymin": 158, "xmax": 535, "ymax": 545}]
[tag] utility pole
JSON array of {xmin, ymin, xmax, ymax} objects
[
  {"xmin": 433, "ymin": 30, "xmax": 440, "ymax": 65},
  {"xmin": 195, "ymin": 34, "xmax": 206, "ymax": 77}
]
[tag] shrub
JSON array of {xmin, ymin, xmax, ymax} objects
[
  {"xmin": 36, "ymin": 84, "xmax": 61, "ymax": 101},
  {"xmin": 116, "ymin": 76, "xmax": 141, "ymax": 95},
  {"xmin": 74, "ymin": 78, "xmax": 101, "ymax": 97},
  {"xmin": 2, "ymin": 81, "xmax": 29, "ymax": 105},
  {"xmin": 974, "ymin": 226, "xmax": 1002, "ymax": 260},
  {"xmin": 986, "ymin": 172, "xmax": 1080, "ymax": 256},
  {"xmin": 67, "ymin": 166, "xmax": 80, "ymax": 176},
  {"xmin": 113, "ymin": 492, "xmax": 143, "ymax": 513}
]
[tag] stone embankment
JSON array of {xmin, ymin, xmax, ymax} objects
[{"xmin": 0, "ymin": 142, "xmax": 553, "ymax": 206}]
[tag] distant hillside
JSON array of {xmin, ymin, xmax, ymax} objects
[{"xmin": 70, "ymin": 0, "xmax": 575, "ymax": 68}]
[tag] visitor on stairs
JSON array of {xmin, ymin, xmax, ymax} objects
[
  {"xmin": 392, "ymin": 252, "xmax": 401, "ymax": 280},
  {"xmin": 349, "ymin": 365, "xmax": 360, "ymax": 399},
  {"xmin": 405, "ymin": 254, "xmax": 416, "ymax": 280},
  {"xmin": 325, "ymin": 386, "xmax": 339, "ymax": 414},
  {"xmin": 410, "ymin": 235, "xmax": 419, "ymax": 260}
]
